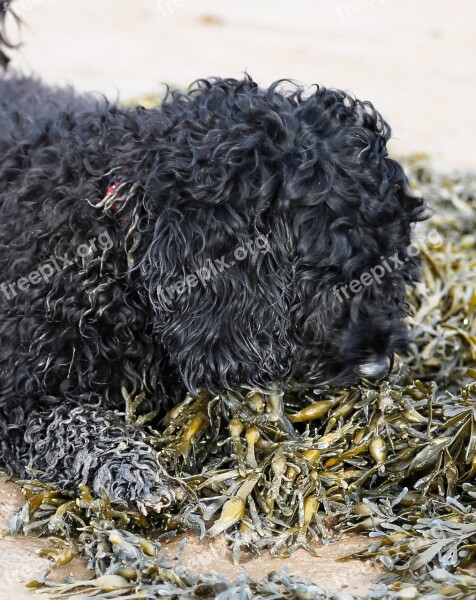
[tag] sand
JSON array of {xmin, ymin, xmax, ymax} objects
[
  {"xmin": 0, "ymin": 476, "xmax": 380, "ymax": 599},
  {"xmin": 6, "ymin": 0, "xmax": 476, "ymax": 171}
]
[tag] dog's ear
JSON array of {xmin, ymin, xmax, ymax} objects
[{"xmin": 141, "ymin": 212, "xmax": 295, "ymax": 392}]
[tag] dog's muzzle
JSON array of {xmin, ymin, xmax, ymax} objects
[{"xmin": 357, "ymin": 356, "xmax": 389, "ymax": 380}]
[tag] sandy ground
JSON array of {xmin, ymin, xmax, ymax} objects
[
  {"xmin": 0, "ymin": 476, "xmax": 91, "ymax": 598},
  {"xmin": 0, "ymin": 476, "xmax": 380, "ymax": 599},
  {"xmin": 5, "ymin": 0, "xmax": 476, "ymax": 171},
  {"xmin": 0, "ymin": 1, "xmax": 474, "ymax": 597}
]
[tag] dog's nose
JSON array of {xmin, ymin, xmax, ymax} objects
[{"xmin": 358, "ymin": 356, "xmax": 389, "ymax": 380}]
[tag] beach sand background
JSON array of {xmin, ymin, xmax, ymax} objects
[{"xmin": 7, "ymin": 0, "xmax": 476, "ymax": 170}]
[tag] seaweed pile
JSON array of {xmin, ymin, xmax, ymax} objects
[{"xmin": 7, "ymin": 156, "xmax": 476, "ymax": 599}]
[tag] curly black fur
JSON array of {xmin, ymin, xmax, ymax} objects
[{"xmin": 0, "ymin": 18, "xmax": 426, "ymax": 507}]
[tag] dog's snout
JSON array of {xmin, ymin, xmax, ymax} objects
[{"xmin": 357, "ymin": 356, "xmax": 389, "ymax": 380}]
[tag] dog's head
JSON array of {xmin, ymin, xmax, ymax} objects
[
  {"xmin": 293, "ymin": 271, "xmax": 416, "ymax": 387},
  {"xmin": 136, "ymin": 77, "xmax": 427, "ymax": 392},
  {"xmin": 290, "ymin": 164, "xmax": 428, "ymax": 386}
]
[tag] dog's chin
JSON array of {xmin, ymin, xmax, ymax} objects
[
  {"xmin": 293, "ymin": 361, "xmax": 360, "ymax": 388},
  {"xmin": 357, "ymin": 356, "xmax": 390, "ymax": 380},
  {"xmin": 293, "ymin": 353, "xmax": 392, "ymax": 387}
]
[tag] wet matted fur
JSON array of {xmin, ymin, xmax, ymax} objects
[{"xmin": 0, "ymin": 20, "xmax": 426, "ymax": 508}]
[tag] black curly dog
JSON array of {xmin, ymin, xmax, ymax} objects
[{"xmin": 0, "ymin": 6, "xmax": 426, "ymax": 510}]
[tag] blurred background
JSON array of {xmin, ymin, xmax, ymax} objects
[{"xmin": 8, "ymin": 0, "xmax": 476, "ymax": 170}]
